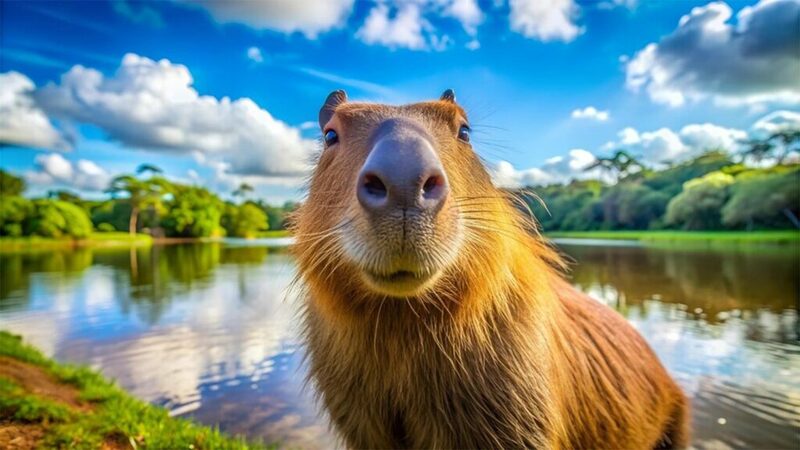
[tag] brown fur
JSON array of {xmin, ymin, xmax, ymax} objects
[{"xmin": 292, "ymin": 97, "xmax": 690, "ymax": 449}]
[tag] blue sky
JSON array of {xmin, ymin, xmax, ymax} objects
[{"xmin": 1, "ymin": 0, "xmax": 798, "ymax": 202}]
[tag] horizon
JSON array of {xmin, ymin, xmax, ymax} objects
[{"xmin": 1, "ymin": 0, "xmax": 798, "ymax": 203}]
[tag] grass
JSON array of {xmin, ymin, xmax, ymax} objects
[
  {"xmin": 0, "ymin": 331, "xmax": 268, "ymax": 449},
  {"xmin": 0, "ymin": 232, "xmax": 153, "ymax": 253},
  {"xmin": 545, "ymin": 230, "xmax": 800, "ymax": 245},
  {"xmin": 256, "ymin": 230, "xmax": 291, "ymax": 238}
]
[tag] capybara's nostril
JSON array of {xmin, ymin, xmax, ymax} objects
[
  {"xmin": 358, "ymin": 171, "xmax": 389, "ymax": 211},
  {"xmin": 422, "ymin": 173, "xmax": 446, "ymax": 199}
]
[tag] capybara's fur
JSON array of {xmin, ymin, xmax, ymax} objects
[{"xmin": 292, "ymin": 92, "xmax": 690, "ymax": 449}]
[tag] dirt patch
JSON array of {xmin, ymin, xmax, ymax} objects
[
  {"xmin": 0, "ymin": 356, "xmax": 92, "ymax": 412},
  {"xmin": 0, "ymin": 422, "xmax": 46, "ymax": 450}
]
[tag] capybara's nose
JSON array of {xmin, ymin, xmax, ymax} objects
[{"xmin": 357, "ymin": 120, "xmax": 448, "ymax": 215}]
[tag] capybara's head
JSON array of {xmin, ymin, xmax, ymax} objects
[{"xmin": 293, "ymin": 90, "xmax": 539, "ymax": 309}]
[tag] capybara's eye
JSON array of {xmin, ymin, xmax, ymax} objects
[
  {"xmin": 324, "ymin": 129, "xmax": 339, "ymax": 147},
  {"xmin": 458, "ymin": 124, "xmax": 471, "ymax": 143}
]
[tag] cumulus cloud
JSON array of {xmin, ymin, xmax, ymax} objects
[
  {"xmin": 25, "ymin": 153, "xmax": 111, "ymax": 191},
  {"xmin": 490, "ymin": 149, "xmax": 597, "ymax": 188},
  {"xmin": 246, "ymin": 46, "xmax": 264, "ymax": 63},
  {"xmin": 571, "ymin": 106, "xmax": 610, "ymax": 121},
  {"xmin": 508, "ymin": 0, "xmax": 582, "ymax": 42},
  {"xmin": 178, "ymin": 0, "xmax": 354, "ymax": 37},
  {"xmin": 752, "ymin": 110, "xmax": 800, "ymax": 135},
  {"xmin": 357, "ymin": 3, "xmax": 429, "ymax": 50},
  {"xmin": 36, "ymin": 53, "xmax": 314, "ymax": 179},
  {"xmin": 0, "ymin": 72, "xmax": 71, "ymax": 150},
  {"xmin": 603, "ymin": 123, "xmax": 747, "ymax": 164},
  {"xmin": 442, "ymin": 0, "xmax": 483, "ymax": 35},
  {"xmin": 625, "ymin": 0, "xmax": 800, "ymax": 107}
]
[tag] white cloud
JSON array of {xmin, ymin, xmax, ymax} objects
[
  {"xmin": 441, "ymin": 0, "xmax": 483, "ymax": 34},
  {"xmin": 752, "ymin": 110, "xmax": 800, "ymax": 135},
  {"xmin": 465, "ymin": 39, "xmax": 481, "ymax": 50},
  {"xmin": 508, "ymin": 0, "xmax": 582, "ymax": 42},
  {"xmin": 25, "ymin": 153, "xmax": 111, "ymax": 191},
  {"xmin": 571, "ymin": 106, "xmax": 610, "ymax": 121},
  {"xmin": 178, "ymin": 0, "xmax": 354, "ymax": 37},
  {"xmin": 490, "ymin": 148, "xmax": 597, "ymax": 188},
  {"xmin": 357, "ymin": 3, "xmax": 428, "ymax": 50},
  {"xmin": 625, "ymin": 0, "xmax": 800, "ymax": 107},
  {"xmin": 246, "ymin": 46, "xmax": 264, "ymax": 63},
  {"xmin": 0, "ymin": 71, "xmax": 71, "ymax": 150},
  {"xmin": 604, "ymin": 122, "xmax": 747, "ymax": 164},
  {"xmin": 36, "ymin": 53, "xmax": 315, "ymax": 180}
]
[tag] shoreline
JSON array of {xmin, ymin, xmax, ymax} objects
[{"xmin": 0, "ymin": 331, "xmax": 266, "ymax": 449}]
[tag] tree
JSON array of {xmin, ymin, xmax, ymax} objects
[
  {"xmin": 0, "ymin": 196, "xmax": 32, "ymax": 236},
  {"xmin": 232, "ymin": 183, "xmax": 254, "ymax": 199},
  {"xmin": 161, "ymin": 185, "xmax": 223, "ymax": 237},
  {"xmin": 741, "ymin": 128, "xmax": 800, "ymax": 164},
  {"xmin": 222, "ymin": 202, "xmax": 268, "ymax": 238},
  {"xmin": 722, "ymin": 170, "xmax": 800, "ymax": 229},
  {"xmin": 136, "ymin": 164, "xmax": 163, "ymax": 176},
  {"xmin": 0, "ymin": 170, "xmax": 25, "ymax": 196},
  {"xmin": 585, "ymin": 150, "xmax": 644, "ymax": 182},
  {"xmin": 105, "ymin": 175, "xmax": 170, "ymax": 236},
  {"xmin": 665, "ymin": 172, "xmax": 734, "ymax": 230},
  {"xmin": 28, "ymin": 200, "xmax": 93, "ymax": 238}
]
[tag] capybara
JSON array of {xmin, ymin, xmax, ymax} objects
[{"xmin": 291, "ymin": 89, "xmax": 690, "ymax": 449}]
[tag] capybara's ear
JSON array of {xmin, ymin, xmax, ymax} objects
[
  {"xmin": 319, "ymin": 90, "xmax": 347, "ymax": 129},
  {"xmin": 440, "ymin": 89, "xmax": 456, "ymax": 103}
]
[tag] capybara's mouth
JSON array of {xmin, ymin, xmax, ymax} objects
[{"xmin": 362, "ymin": 268, "xmax": 437, "ymax": 297}]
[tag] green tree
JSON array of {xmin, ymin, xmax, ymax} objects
[
  {"xmin": 0, "ymin": 170, "xmax": 25, "ymax": 196},
  {"xmin": 0, "ymin": 196, "xmax": 33, "ymax": 237},
  {"xmin": 222, "ymin": 202, "xmax": 268, "ymax": 238},
  {"xmin": 232, "ymin": 183, "xmax": 254, "ymax": 199},
  {"xmin": 585, "ymin": 150, "xmax": 643, "ymax": 182},
  {"xmin": 741, "ymin": 128, "xmax": 800, "ymax": 164},
  {"xmin": 665, "ymin": 172, "xmax": 734, "ymax": 230},
  {"xmin": 161, "ymin": 185, "xmax": 223, "ymax": 237},
  {"xmin": 28, "ymin": 200, "xmax": 93, "ymax": 238},
  {"xmin": 722, "ymin": 170, "xmax": 800, "ymax": 229},
  {"xmin": 106, "ymin": 175, "xmax": 170, "ymax": 236}
]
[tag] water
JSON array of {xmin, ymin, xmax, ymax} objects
[{"xmin": 0, "ymin": 242, "xmax": 798, "ymax": 449}]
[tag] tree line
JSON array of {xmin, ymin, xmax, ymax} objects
[
  {"xmin": 0, "ymin": 165, "xmax": 297, "ymax": 239},
  {"xmin": 518, "ymin": 130, "xmax": 799, "ymax": 232}
]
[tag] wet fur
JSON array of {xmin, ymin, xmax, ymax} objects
[{"xmin": 292, "ymin": 99, "xmax": 689, "ymax": 449}]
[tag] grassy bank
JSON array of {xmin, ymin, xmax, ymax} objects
[
  {"xmin": 0, "ymin": 232, "xmax": 153, "ymax": 253},
  {"xmin": 0, "ymin": 331, "xmax": 266, "ymax": 449},
  {"xmin": 256, "ymin": 230, "xmax": 291, "ymax": 238},
  {"xmin": 545, "ymin": 230, "xmax": 800, "ymax": 245}
]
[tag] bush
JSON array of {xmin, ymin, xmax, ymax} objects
[
  {"xmin": 0, "ymin": 196, "xmax": 33, "ymax": 236},
  {"xmin": 665, "ymin": 172, "xmax": 734, "ymax": 230},
  {"xmin": 222, "ymin": 202, "xmax": 269, "ymax": 238},
  {"xmin": 29, "ymin": 200, "xmax": 93, "ymax": 239},
  {"xmin": 722, "ymin": 169, "xmax": 800, "ymax": 229},
  {"xmin": 96, "ymin": 222, "xmax": 116, "ymax": 232}
]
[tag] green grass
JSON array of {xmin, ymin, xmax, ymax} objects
[
  {"xmin": 0, "ymin": 232, "xmax": 153, "ymax": 252},
  {"xmin": 545, "ymin": 230, "xmax": 800, "ymax": 245},
  {"xmin": 0, "ymin": 331, "xmax": 268, "ymax": 449},
  {"xmin": 256, "ymin": 230, "xmax": 291, "ymax": 238}
]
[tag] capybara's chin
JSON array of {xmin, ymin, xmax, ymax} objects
[{"xmin": 339, "ymin": 215, "xmax": 462, "ymax": 297}]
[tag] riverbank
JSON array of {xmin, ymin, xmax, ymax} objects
[
  {"xmin": 0, "ymin": 230, "xmax": 293, "ymax": 253},
  {"xmin": 0, "ymin": 331, "xmax": 266, "ymax": 449},
  {"xmin": 545, "ymin": 230, "xmax": 799, "ymax": 245},
  {"xmin": 0, "ymin": 232, "xmax": 153, "ymax": 253}
]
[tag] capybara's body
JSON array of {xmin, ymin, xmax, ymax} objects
[{"xmin": 293, "ymin": 91, "xmax": 689, "ymax": 449}]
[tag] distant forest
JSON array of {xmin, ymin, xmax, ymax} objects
[
  {"xmin": 0, "ymin": 166, "xmax": 296, "ymax": 239},
  {"xmin": 519, "ymin": 144, "xmax": 799, "ymax": 232},
  {"xmin": 1, "ymin": 129, "xmax": 798, "ymax": 239}
]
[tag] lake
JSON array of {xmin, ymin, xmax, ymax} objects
[{"xmin": 1, "ymin": 241, "xmax": 798, "ymax": 449}]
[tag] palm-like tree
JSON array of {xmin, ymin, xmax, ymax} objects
[
  {"xmin": 585, "ymin": 150, "xmax": 643, "ymax": 183},
  {"xmin": 106, "ymin": 174, "xmax": 170, "ymax": 236},
  {"xmin": 232, "ymin": 183, "xmax": 254, "ymax": 199}
]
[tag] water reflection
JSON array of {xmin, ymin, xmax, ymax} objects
[{"xmin": 0, "ymin": 242, "xmax": 797, "ymax": 449}]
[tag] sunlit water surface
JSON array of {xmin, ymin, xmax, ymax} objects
[{"xmin": 0, "ymin": 241, "xmax": 797, "ymax": 449}]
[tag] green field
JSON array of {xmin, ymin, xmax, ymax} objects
[
  {"xmin": 545, "ymin": 230, "xmax": 800, "ymax": 245},
  {"xmin": 0, "ymin": 331, "xmax": 267, "ymax": 449},
  {"xmin": 256, "ymin": 230, "xmax": 291, "ymax": 238},
  {"xmin": 0, "ymin": 232, "xmax": 153, "ymax": 252}
]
